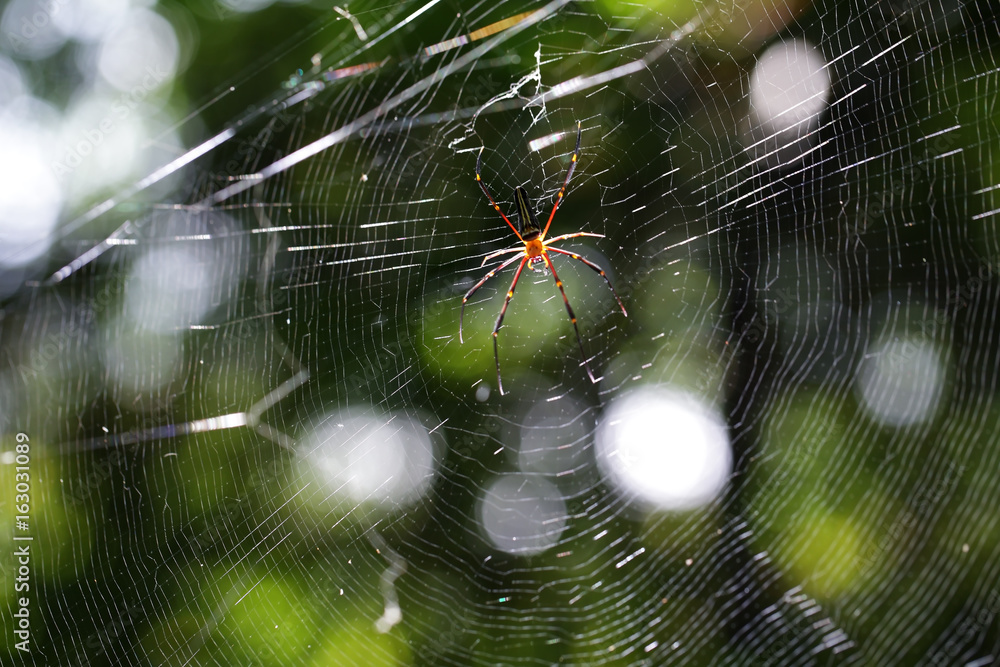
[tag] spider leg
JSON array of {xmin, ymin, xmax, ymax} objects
[
  {"xmin": 492, "ymin": 257, "xmax": 529, "ymax": 395},
  {"xmin": 481, "ymin": 246, "xmax": 524, "ymax": 267},
  {"xmin": 540, "ymin": 121, "xmax": 583, "ymax": 240},
  {"xmin": 543, "ymin": 232, "xmax": 604, "ymax": 245},
  {"xmin": 541, "ymin": 251, "xmax": 597, "ymax": 384},
  {"xmin": 461, "ymin": 254, "xmax": 524, "ymax": 344},
  {"xmin": 477, "ymin": 146, "xmax": 523, "ymax": 241},
  {"xmin": 546, "ymin": 247, "xmax": 628, "ymax": 316}
]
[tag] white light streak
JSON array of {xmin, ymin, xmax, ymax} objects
[{"xmin": 334, "ymin": 6, "xmax": 369, "ymax": 41}]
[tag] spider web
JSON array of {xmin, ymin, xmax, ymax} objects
[{"xmin": 2, "ymin": 0, "xmax": 1000, "ymax": 665}]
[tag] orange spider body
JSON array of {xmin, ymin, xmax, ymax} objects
[{"xmin": 525, "ymin": 243, "xmax": 546, "ymax": 272}]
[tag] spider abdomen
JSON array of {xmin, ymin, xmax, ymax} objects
[{"xmin": 514, "ymin": 186, "xmax": 542, "ymax": 238}]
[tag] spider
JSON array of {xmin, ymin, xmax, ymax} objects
[{"xmin": 459, "ymin": 121, "xmax": 627, "ymax": 395}]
